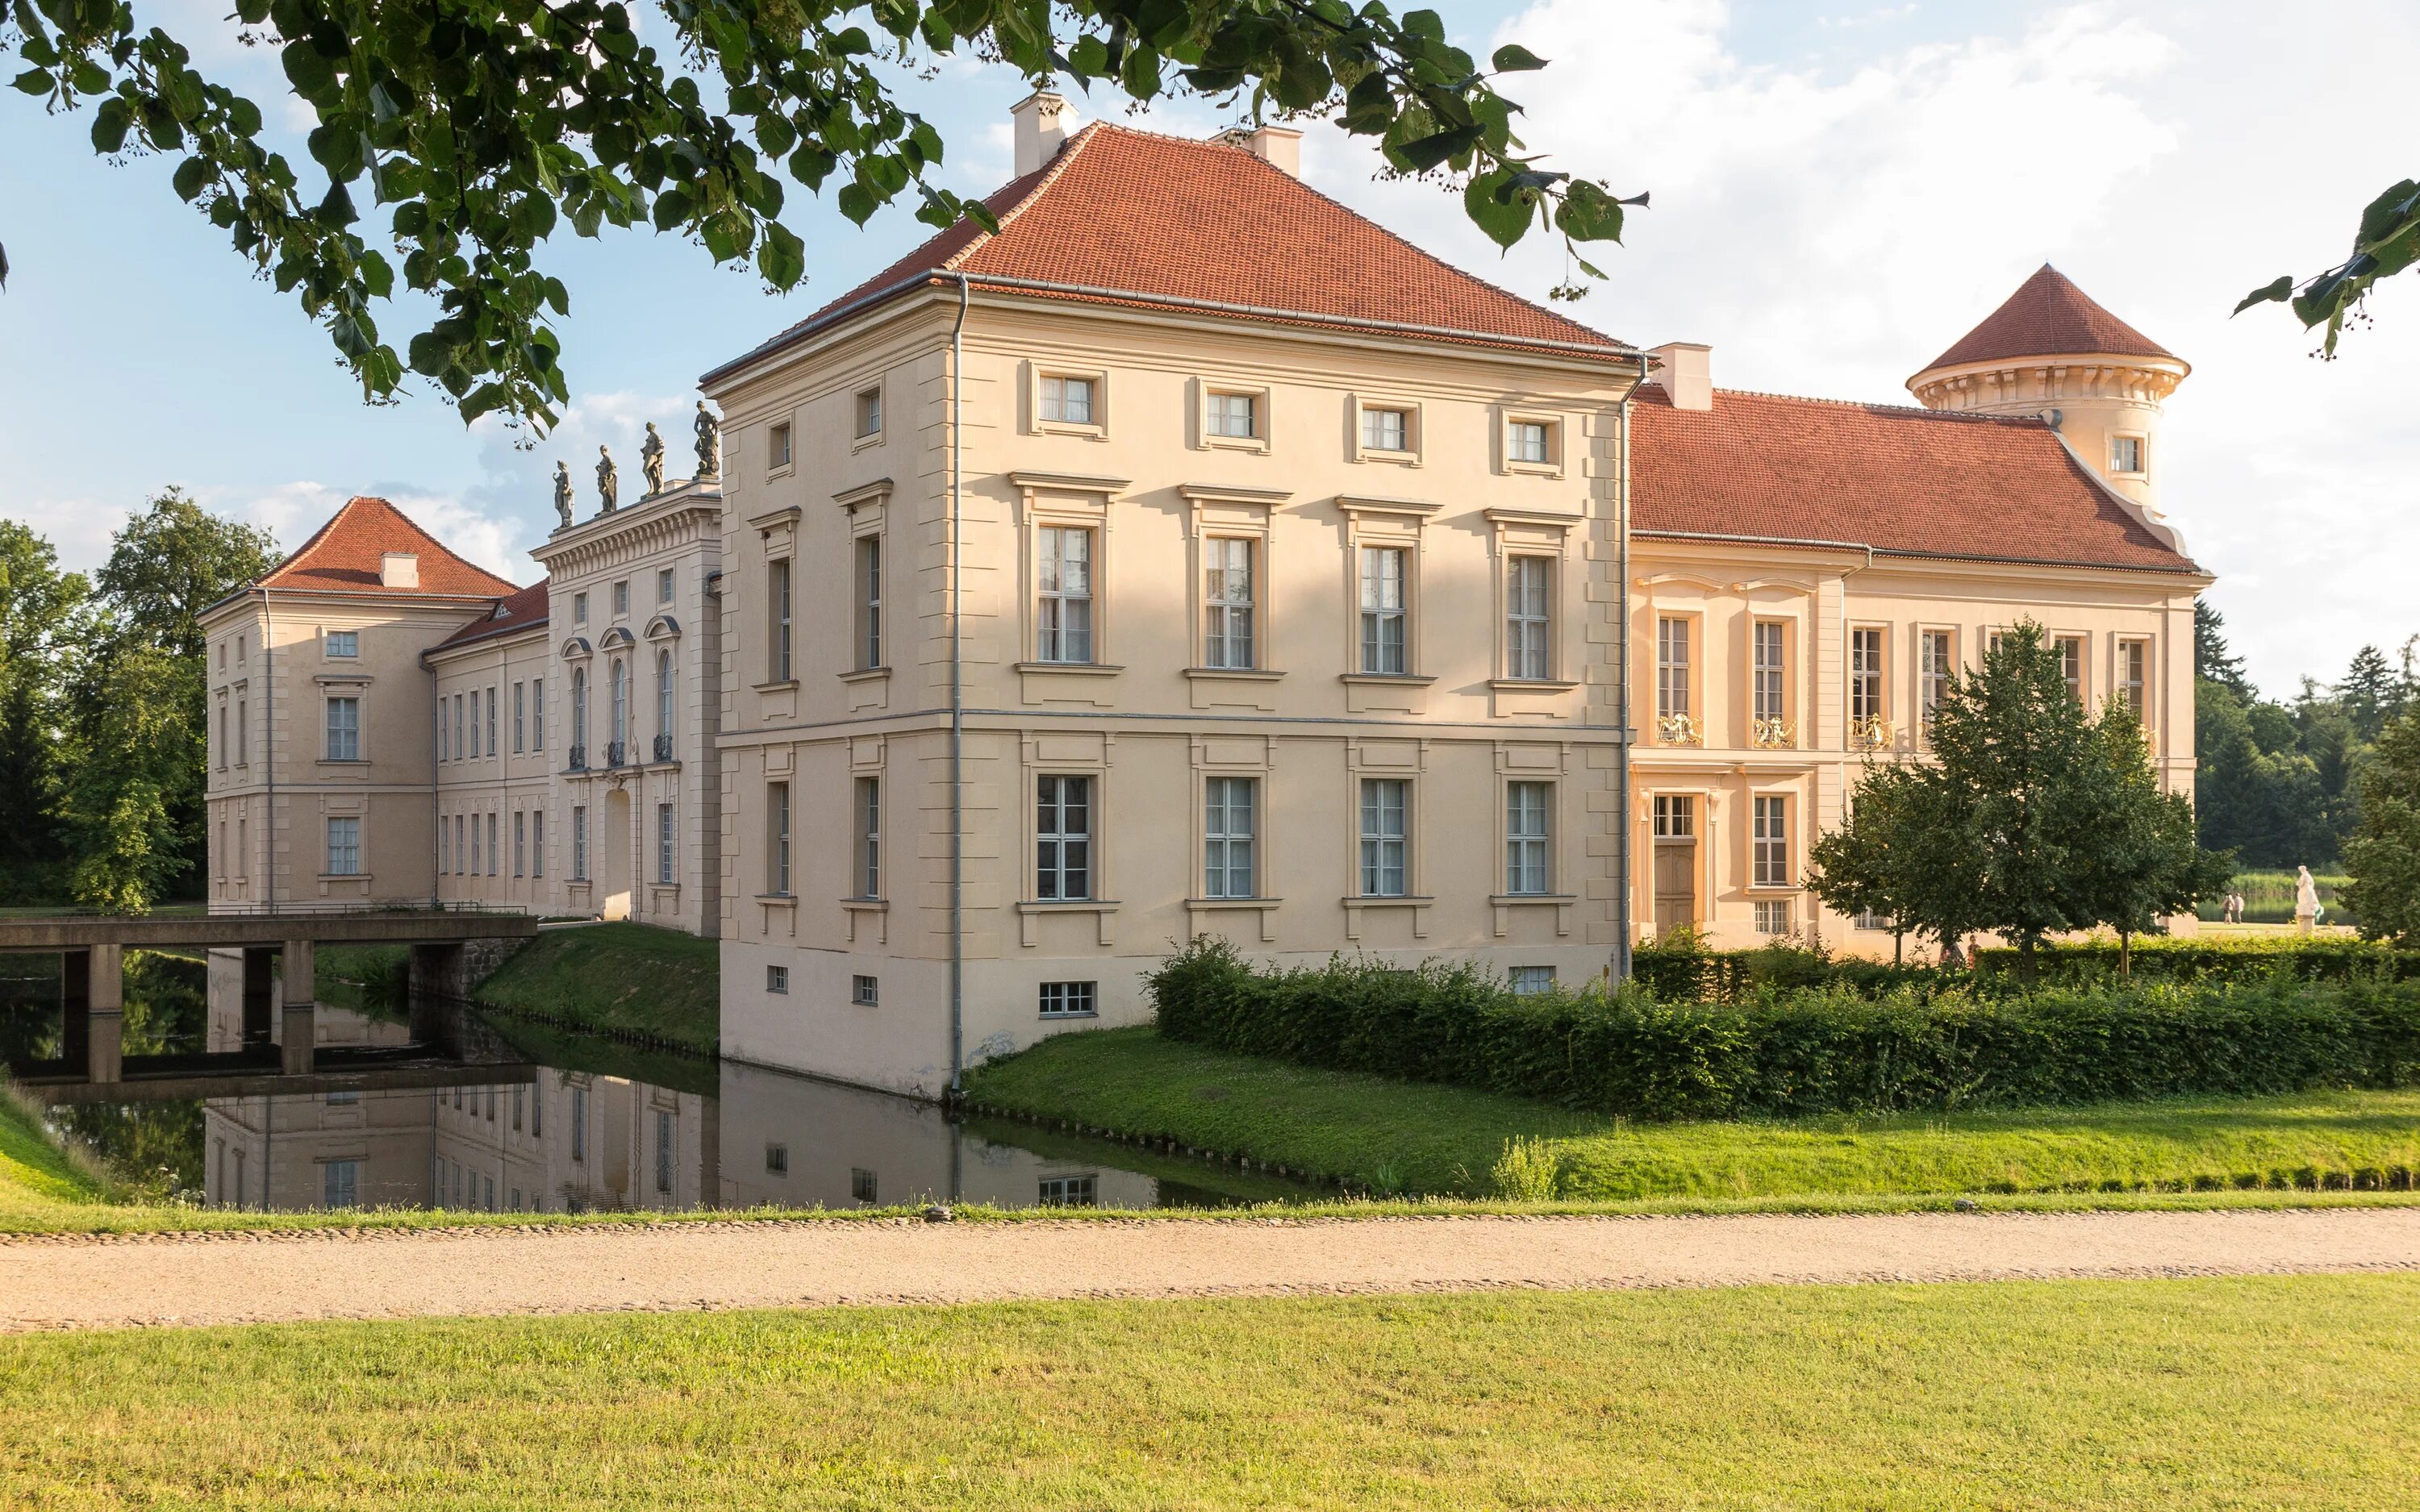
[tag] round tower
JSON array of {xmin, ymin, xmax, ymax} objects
[{"xmin": 1907, "ymin": 264, "xmax": 2188, "ymax": 519}]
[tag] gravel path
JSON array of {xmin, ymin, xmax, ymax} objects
[{"xmin": 6, "ymin": 1207, "xmax": 2418, "ymax": 1333}]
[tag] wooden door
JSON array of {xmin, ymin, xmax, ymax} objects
[{"xmin": 1653, "ymin": 841, "xmax": 1696, "ymax": 932}]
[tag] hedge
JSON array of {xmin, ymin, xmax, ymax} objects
[
  {"xmin": 1148, "ymin": 939, "xmax": 2420, "ymax": 1121},
  {"xmin": 1971, "ymin": 937, "xmax": 2420, "ymax": 985}
]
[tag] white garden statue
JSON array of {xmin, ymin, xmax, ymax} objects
[{"xmin": 2294, "ymin": 865, "xmax": 2322, "ymax": 935}]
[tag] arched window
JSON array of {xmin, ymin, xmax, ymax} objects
[
  {"xmin": 610, "ymin": 659, "xmax": 628, "ymax": 745},
  {"xmin": 656, "ymin": 649, "xmax": 674, "ymax": 751},
  {"xmin": 570, "ymin": 668, "xmax": 587, "ymax": 752}
]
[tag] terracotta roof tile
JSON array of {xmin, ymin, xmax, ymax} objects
[
  {"xmin": 432, "ymin": 577, "xmax": 551, "ymax": 652},
  {"xmin": 1630, "ymin": 384, "xmax": 2198, "ymax": 573},
  {"xmin": 1920, "ymin": 264, "xmax": 2176, "ymax": 375},
  {"xmin": 257, "ymin": 497, "xmax": 519, "ymax": 598},
  {"xmin": 710, "ymin": 123, "xmax": 1629, "ymax": 380}
]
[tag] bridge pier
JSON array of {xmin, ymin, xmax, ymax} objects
[
  {"xmin": 407, "ymin": 942, "xmax": 467, "ymax": 1055},
  {"xmin": 280, "ymin": 939, "xmax": 315, "ymax": 1076},
  {"xmin": 59, "ymin": 945, "xmax": 126, "ymax": 1083}
]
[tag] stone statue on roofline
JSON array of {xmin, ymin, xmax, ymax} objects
[
  {"xmin": 694, "ymin": 400, "xmax": 721, "ymax": 480},
  {"xmin": 552, "ymin": 461, "xmax": 574, "ymax": 530},
  {"xmin": 596, "ymin": 444, "xmax": 619, "ymax": 513},
  {"xmin": 640, "ymin": 423, "xmax": 666, "ymax": 497}
]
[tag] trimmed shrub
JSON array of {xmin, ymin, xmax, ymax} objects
[
  {"xmin": 1972, "ymin": 937, "xmax": 2418, "ymax": 985},
  {"xmin": 1148, "ymin": 939, "xmax": 2420, "ymax": 1121}
]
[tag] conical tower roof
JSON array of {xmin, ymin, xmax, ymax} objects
[{"xmin": 1917, "ymin": 264, "xmax": 2176, "ymax": 377}]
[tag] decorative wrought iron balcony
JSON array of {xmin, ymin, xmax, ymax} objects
[
  {"xmin": 606, "ymin": 740, "xmax": 628, "ymax": 768},
  {"xmin": 567, "ymin": 744, "xmax": 587, "ymax": 772},
  {"xmin": 1657, "ymin": 712, "xmax": 1702, "ymax": 747},
  {"xmin": 653, "ymin": 733, "xmax": 674, "ymax": 763},
  {"xmin": 1848, "ymin": 715, "xmax": 1898, "ymax": 752},
  {"xmin": 1751, "ymin": 716, "xmax": 1796, "ymax": 749}
]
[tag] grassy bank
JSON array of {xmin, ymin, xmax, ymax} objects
[
  {"xmin": 7, "ymin": 1276, "xmax": 2420, "ymax": 1508},
  {"xmin": 964, "ymin": 1027, "xmax": 2420, "ymax": 1199},
  {"xmin": 0, "ymin": 1081, "xmax": 108, "ymax": 1223},
  {"xmin": 469, "ymin": 923, "xmax": 719, "ymax": 1053}
]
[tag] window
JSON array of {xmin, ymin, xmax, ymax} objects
[
  {"xmin": 321, "ymin": 1160, "xmax": 360, "ymax": 1210},
  {"xmin": 513, "ymin": 1085, "xmax": 524, "ymax": 1131},
  {"xmin": 610, "ymin": 660, "xmax": 628, "ymax": 748},
  {"xmin": 1041, "ymin": 373, "xmax": 1095, "ymax": 424},
  {"xmin": 325, "ymin": 697, "xmax": 360, "ymax": 761},
  {"xmin": 486, "ymin": 686, "xmax": 496, "ymax": 755},
  {"xmin": 766, "ymin": 964, "xmax": 789, "ymax": 994},
  {"xmin": 1361, "ymin": 406, "xmax": 1409, "ymax": 452},
  {"xmin": 513, "ymin": 682, "xmax": 525, "ymax": 752},
  {"xmin": 237, "ymin": 634, "xmax": 245, "ymax": 663},
  {"xmin": 2112, "ymin": 434, "xmax": 2144, "ymax": 473},
  {"xmin": 1358, "ymin": 545, "xmax": 1408, "ymax": 674},
  {"xmin": 1203, "ymin": 538, "xmax": 1255, "ymax": 669},
  {"xmin": 531, "ymin": 677, "xmax": 544, "ymax": 751},
  {"xmin": 327, "ymin": 630, "xmax": 358, "ymax": 658},
  {"xmin": 767, "ymin": 781, "xmax": 791, "ymax": 895},
  {"xmin": 440, "ymin": 814, "xmax": 450, "ymax": 874},
  {"xmin": 655, "ymin": 1110, "xmax": 674, "ymax": 1194},
  {"xmin": 766, "ymin": 1143, "xmax": 789, "ymax": 1176},
  {"xmin": 469, "ymin": 810, "xmax": 482, "ymax": 874},
  {"xmin": 453, "ymin": 694, "xmax": 465, "ymax": 757},
  {"xmin": 571, "ymin": 1087, "xmax": 588, "ymax": 1164},
  {"xmin": 768, "ymin": 558, "xmax": 794, "ymax": 681},
  {"xmin": 853, "ymin": 974, "xmax": 879, "ymax": 1006},
  {"xmin": 1854, "ymin": 908, "xmax": 1886, "ymax": 931},
  {"xmin": 1754, "ymin": 898, "xmax": 1793, "ymax": 936},
  {"xmin": 1204, "ymin": 776, "xmax": 1256, "ymax": 899},
  {"xmin": 573, "ymin": 591, "xmax": 589, "ymax": 626},
  {"xmin": 1921, "ymin": 631, "xmax": 1954, "ymax": 733},
  {"xmin": 2056, "ymin": 635, "xmax": 2085, "ymax": 702},
  {"xmin": 570, "ymin": 669, "xmax": 586, "ymax": 758},
  {"xmin": 854, "ymin": 385, "xmax": 882, "ymax": 439},
  {"xmin": 850, "ymin": 1168, "xmax": 878, "ymax": 1203},
  {"xmin": 532, "ymin": 809, "xmax": 545, "ymax": 877},
  {"xmin": 657, "ymin": 802, "xmax": 676, "ymax": 885},
  {"xmin": 769, "ymin": 421, "xmax": 793, "ymax": 468},
  {"xmin": 1037, "ymin": 1174, "xmax": 1099, "ymax": 1207},
  {"xmin": 2118, "ymin": 639, "xmax": 2149, "ymax": 720},
  {"xmin": 572, "ymin": 805, "xmax": 589, "ymax": 880},
  {"xmin": 855, "ymin": 535, "xmax": 882, "ymax": 669},
  {"xmin": 1035, "ymin": 527, "xmax": 1095, "ymax": 663},
  {"xmin": 325, "ymin": 817, "xmax": 361, "ymax": 877},
  {"xmin": 1205, "ymin": 389, "xmax": 1258, "ymax": 439},
  {"xmin": 1656, "ymin": 617, "xmax": 1691, "ymax": 723},
  {"xmin": 1850, "ymin": 628, "xmax": 1886, "ymax": 727},
  {"xmin": 1039, "ymin": 981, "xmax": 1097, "ymax": 1018},
  {"xmin": 612, "ymin": 580, "xmax": 630, "ymax": 617},
  {"xmin": 1508, "ymin": 419, "xmax": 1552, "ymax": 464},
  {"xmin": 1505, "ymin": 782, "xmax": 1550, "ymax": 896},
  {"xmin": 854, "ymin": 776, "xmax": 881, "ymax": 899},
  {"xmin": 1036, "ymin": 775, "xmax": 1093, "ymax": 900},
  {"xmin": 1358, "ymin": 777, "xmax": 1408, "ymax": 898},
  {"xmin": 237, "ymin": 698, "xmax": 248, "ymax": 764},
  {"xmin": 514, "ymin": 810, "xmax": 526, "ymax": 877},
  {"xmin": 217, "ymin": 706, "xmax": 227, "ymax": 769},
  {"xmin": 655, "ymin": 649, "xmax": 675, "ymax": 752},
  {"xmin": 1505, "ymin": 556, "xmax": 1550, "ymax": 680},
  {"xmin": 486, "ymin": 812, "xmax": 499, "ymax": 877},
  {"xmin": 1509, "ymin": 965, "xmax": 1555, "ymax": 996},
  {"xmin": 1654, "ymin": 794, "xmax": 1695, "ymax": 838},
  {"xmin": 1753, "ymin": 795, "xmax": 1791, "ymax": 888},
  {"xmin": 1753, "ymin": 622, "xmax": 1786, "ymax": 726},
  {"xmin": 467, "ymin": 690, "xmax": 479, "ymax": 759},
  {"xmin": 455, "ymin": 814, "xmax": 468, "ymax": 874}
]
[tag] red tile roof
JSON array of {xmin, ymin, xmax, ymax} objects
[
  {"xmin": 432, "ymin": 577, "xmax": 551, "ymax": 652},
  {"xmin": 1919, "ymin": 264, "xmax": 2176, "ymax": 375},
  {"xmin": 707, "ymin": 123, "xmax": 1629, "ymax": 381},
  {"xmin": 1629, "ymin": 384, "xmax": 2199, "ymax": 573},
  {"xmin": 256, "ymin": 497, "xmax": 519, "ymax": 598}
]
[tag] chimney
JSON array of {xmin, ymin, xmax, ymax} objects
[
  {"xmin": 1012, "ymin": 90, "xmax": 1074, "ymax": 177},
  {"xmin": 1650, "ymin": 342, "xmax": 1713, "ymax": 411},
  {"xmin": 1218, "ymin": 123, "xmax": 1303, "ymax": 178},
  {"xmin": 380, "ymin": 552, "xmax": 419, "ymax": 589}
]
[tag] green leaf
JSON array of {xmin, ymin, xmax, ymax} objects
[
  {"xmin": 2232, "ymin": 276, "xmax": 2293, "ymax": 316},
  {"xmin": 1462, "ymin": 168, "xmax": 1533, "ymax": 249},
  {"xmin": 1491, "ymin": 44, "xmax": 1548, "ymax": 72},
  {"xmin": 757, "ymin": 220, "xmax": 804, "ymax": 289},
  {"xmin": 90, "ymin": 97, "xmax": 131, "ymax": 153},
  {"xmin": 1392, "ymin": 123, "xmax": 1482, "ymax": 173},
  {"xmin": 171, "ymin": 156, "xmax": 210, "ymax": 202},
  {"xmin": 12, "ymin": 69, "xmax": 53, "ymax": 98},
  {"xmin": 837, "ymin": 181, "xmax": 875, "ymax": 224},
  {"xmin": 1553, "ymin": 180, "xmax": 1629, "ymax": 243}
]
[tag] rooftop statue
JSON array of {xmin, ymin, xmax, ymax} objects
[
  {"xmin": 597, "ymin": 444, "xmax": 619, "ymax": 514},
  {"xmin": 552, "ymin": 460, "xmax": 574, "ymax": 530},
  {"xmin": 694, "ymin": 400, "xmax": 721, "ymax": 481},
  {"xmin": 640, "ymin": 423, "xmax": 666, "ymax": 497}
]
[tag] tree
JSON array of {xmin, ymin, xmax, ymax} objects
[
  {"xmin": 1805, "ymin": 760, "xmax": 1978, "ymax": 966},
  {"xmin": 56, "ymin": 492, "xmax": 277, "ymax": 912},
  {"xmin": 2238, "ymin": 178, "xmax": 2420, "ymax": 356},
  {"xmin": 2196, "ymin": 598, "xmax": 2252, "ymax": 701},
  {"xmin": 4, "ymin": 1, "xmax": 1639, "ymax": 431},
  {"xmin": 2069, "ymin": 703, "xmax": 2234, "ymax": 976},
  {"xmin": 2340, "ymin": 709, "xmax": 2420, "ymax": 948},
  {"xmin": 2341, "ymin": 644, "xmax": 2398, "ymax": 742},
  {"xmin": 0, "ymin": 521, "xmax": 88, "ymax": 904}
]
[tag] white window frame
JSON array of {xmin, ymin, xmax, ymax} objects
[
  {"xmin": 532, "ymin": 807, "xmax": 545, "ymax": 878},
  {"xmin": 2056, "ymin": 634, "xmax": 2087, "ymax": 702},
  {"xmin": 1752, "ymin": 620, "xmax": 1787, "ymax": 724},
  {"xmin": 2111, "ymin": 432, "xmax": 2146, "ymax": 476},
  {"xmin": 1198, "ymin": 381, "xmax": 1271, "ymax": 452},
  {"xmin": 1203, "ymin": 775, "xmax": 1257, "ymax": 900},
  {"xmin": 657, "ymin": 567, "xmax": 675, "ymax": 604},
  {"xmin": 1850, "ymin": 627, "xmax": 1888, "ymax": 724},
  {"xmin": 1358, "ymin": 777, "xmax": 1409, "ymax": 898},
  {"xmin": 1753, "ymin": 794, "xmax": 1791, "ymax": 889},
  {"xmin": 325, "ymin": 630, "xmax": 359, "ymax": 659},
  {"xmin": 1353, "ymin": 397, "xmax": 1421, "ymax": 464},
  {"xmin": 1202, "ymin": 536, "xmax": 1256, "ymax": 671},
  {"xmin": 1035, "ymin": 774, "xmax": 1093, "ymax": 902},
  {"xmin": 571, "ymin": 805, "xmax": 588, "ymax": 881},
  {"xmin": 1500, "ymin": 410, "xmax": 1565, "ymax": 477},
  {"xmin": 1656, "ymin": 616, "xmax": 1692, "ymax": 723},
  {"xmin": 1037, "ymin": 370, "xmax": 1104, "ymax": 432},
  {"xmin": 767, "ymin": 781, "xmax": 791, "ymax": 896},
  {"xmin": 768, "ymin": 420, "xmax": 794, "ymax": 471},
  {"xmin": 324, "ymin": 696, "xmax": 361, "ymax": 762},
  {"xmin": 656, "ymin": 802, "xmax": 676, "ymax": 886},
  {"xmin": 767, "ymin": 556, "xmax": 794, "ymax": 682},
  {"xmin": 2118, "ymin": 637, "xmax": 2151, "ymax": 723},
  {"xmin": 530, "ymin": 677, "xmax": 544, "ymax": 752},
  {"xmin": 1358, "ymin": 544, "xmax": 1409, "ymax": 676},
  {"xmin": 512, "ymin": 681, "xmax": 525, "ymax": 752},
  {"xmin": 1038, "ymin": 981, "xmax": 1097, "ymax": 1018},
  {"xmin": 1920, "ymin": 628, "xmax": 1955, "ymax": 737},
  {"xmin": 855, "ymin": 533, "xmax": 883, "ymax": 671},
  {"xmin": 1035, "ymin": 526, "xmax": 1096, "ymax": 664},
  {"xmin": 325, "ymin": 816, "xmax": 361, "ymax": 877},
  {"xmin": 854, "ymin": 385, "xmax": 883, "ymax": 441},
  {"xmin": 1504, "ymin": 556, "xmax": 1550, "ymax": 681},
  {"xmin": 1504, "ymin": 781, "xmax": 1550, "ymax": 896},
  {"xmin": 853, "ymin": 774, "xmax": 881, "ymax": 900}
]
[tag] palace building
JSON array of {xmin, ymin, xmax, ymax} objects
[{"xmin": 201, "ymin": 96, "xmax": 2208, "ymax": 1098}]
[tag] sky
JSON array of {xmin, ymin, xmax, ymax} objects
[{"xmin": 2, "ymin": 0, "xmax": 2414, "ymax": 698}]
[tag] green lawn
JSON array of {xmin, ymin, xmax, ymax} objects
[
  {"xmin": 965, "ymin": 1026, "xmax": 2420, "ymax": 1199},
  {"xmin": 6, "ymin": 1276, "xmax": 2418, "ymax": 1509},
  {"xmin": 472, "ymin": 922, "xmax": 719, "ymax": 1052},
  {"xmin": 0, "ymin": 1081, "xmax": 107, "ymax": 1223}
]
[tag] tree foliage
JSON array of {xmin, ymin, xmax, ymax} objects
[
  {"xmin": 4, "ymin": 0, "xmax": 1639, "ymax": 431},
  {"xmin": 2238, "ymin": 177, "xmax": 2420, "ymax": 356},
  {"xmin": 0, "ymin": 520, "xmax": 87, "ymax": 903},
  {"xmin": 2341, "ymin": 710, "xmax": 2420, "ymax": 948}
]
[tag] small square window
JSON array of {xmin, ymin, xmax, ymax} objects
[
  {"xmin": 765, "ymin": 1143, "xmax": 788, "ymax": 1177},
  {"xmin": 855, "ymin": 386, "xmax": 882, "ymax": 439},
  {"xmin": 1039, "ymin": 981, "xmax": 1097, "ymax": 1018},
  {"xmin": 1362, "ymin": 406, "xmax": 1410, "ymax": 452},
  {"xmin": 851, "ymin": 1168, "xmax": 878, "ymax": 1204},
  {"xmin": 573, "ymin": 592, "xmax": 589, "ymax": 627},
  {"xmin": 612, "ymin": 581, "xmax": 629, "ymax": 617},
  {"xmin": 1041, "ymin": 374, "xmax": 1096, "ymax": 425},
  {"xmin": 1754, "ymin": 899, "xmax": 1793, "ymax": 936},
  {"xmin": 852, "ymin": 974, "xmax": 879, "ymax": 1006},
  {"xmin": 1206, "ymin": 390, "xmax": 1258, "ymax": 439},
  {"xmin": 2112, "ymin": 435, "xmax": 2144, "ymax": 473},
  {"xmin": 769, "ymin": 421, "xmax": 794, "ymax": 469},
  {"xmin": 1508, "ymin": 419, "xmax": 1554, "ymax": 466},
  {"xmin": 1508, "ymin": 965, "xmax": 1555, "ymax": 996},
  {"xmin": 657, "ymin": 568, "xmax": 674, "ymax": 604},
  {"xmin": 326, "ymin": 630, "xmax": 359, "ymax": 658},
  {"xmin": 766, "ymin": 964, "xmax": 789, "ymax": 995}
]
